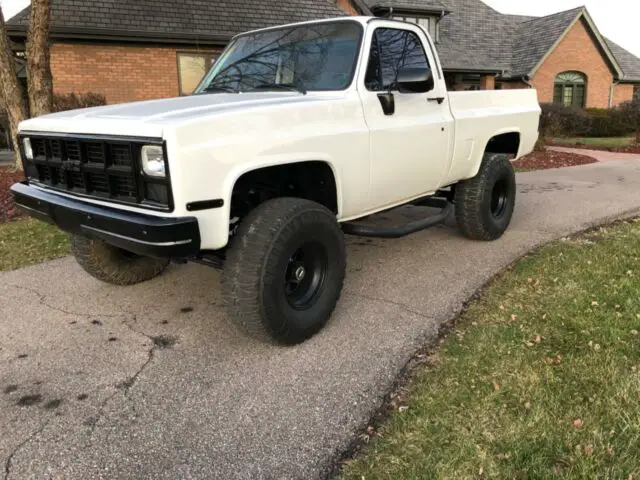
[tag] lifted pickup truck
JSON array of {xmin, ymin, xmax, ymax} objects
[{"xmin": 11, "ymin": 16, "xmax": 540, "ymax": 344}]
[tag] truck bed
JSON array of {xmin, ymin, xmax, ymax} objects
[{"xmin": 445, "ymin": 89, "xmax": 541, "ymax": 183}]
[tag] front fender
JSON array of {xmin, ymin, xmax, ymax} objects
[{"xmin": 222, "ymin": 154, "xmax": 344, "ymax": 217}]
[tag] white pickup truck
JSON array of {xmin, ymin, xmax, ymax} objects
[{"xmin": 11, "ymin": 16, "xmax": 540, "ymax": 344}]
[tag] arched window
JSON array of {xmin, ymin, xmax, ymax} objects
[{"xmin": 554, "ymin": 71, "xmax": 586, "ymax": 108}]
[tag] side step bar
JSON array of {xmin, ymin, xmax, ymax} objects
[{"xmin": 342, "ymin": 201, "xmax": 454, "ymax": 239}]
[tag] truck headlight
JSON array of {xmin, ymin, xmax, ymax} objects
[
  {"xmin": 23, "ymin": 138, "xmax": 33, "ymax": 160},
  {"xmin": 141, "ymin": 145, "xmax": 166, "ymax": 178}
]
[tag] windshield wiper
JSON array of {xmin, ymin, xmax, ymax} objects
[
  {"xmin": 199, "ymin": 85, "xmax": 236, "ymax": 94},
  {"xmin": 249, "ymin": 83, "xmax": 307, "ymax": 95}
]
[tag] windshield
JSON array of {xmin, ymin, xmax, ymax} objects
[{"xmin": 195, "ymin": 21, "xmax": 363, "ymax": 94}]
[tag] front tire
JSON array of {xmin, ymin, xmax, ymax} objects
[
  {"xmin": 71, "ymin": 235, "xmax": 169, "ymax": 286},
  {"xmin": 455, "ymin": 153, "xmax": 516, "ymax": 241},
  {"xmin": 222, "ymin": 198, "xmax": 346, "ymax": 345}
]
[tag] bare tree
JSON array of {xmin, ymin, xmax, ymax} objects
[
  {"xmin": 0, "ymin": 5, "xmax": 27, "ymax": 169},
  {"xmin": 26, "ymin": 0, "xmax": 52, "ymax": 117}
]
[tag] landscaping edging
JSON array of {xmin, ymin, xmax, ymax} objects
[{"xmin": 326, "ymin": 211, "xmax": 640, "ymax": 479}]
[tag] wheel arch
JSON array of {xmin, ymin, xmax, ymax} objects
[
  {"xmin": 469, "ymin": 129, "xmax": 522, "ymax": 178},
  {"xmin": 224, "ymin": 157, "xmax": 343, "ymax": 222}
]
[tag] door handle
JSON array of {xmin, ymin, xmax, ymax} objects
[{"xmin": 427, "ymin": 97, "xmax": 445, "ymax": 104}]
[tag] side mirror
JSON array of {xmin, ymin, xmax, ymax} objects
[{"xmin": 396, "ymin": 67, "xmax": 434, "ymax": 94}]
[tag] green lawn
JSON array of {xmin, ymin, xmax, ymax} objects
[
  {"xmin": 342, "ymin": 219, "xmax": 640, "ymax": 480},
  {"xmin": 0, "ymin": 217, "xmax": 70, "ymax": 271},
  {"xmin": 552, "ymin": 137, "xmax": 634, "ymax": 148}
]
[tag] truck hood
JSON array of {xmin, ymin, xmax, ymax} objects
[{"xmin": 18, "ymin": 92, "xmax": 337, "ymax": 138}]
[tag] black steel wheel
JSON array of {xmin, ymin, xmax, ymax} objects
[
  {"xmin": 222, "ymin": 197, "xmax": 346, "ymax": 345},
  {"xmin": 455, "ymin": 153, "xmax": 516, "ymax": 241},
  {"xmin": 284, "ymin": 242, "xmax": 328, "ymax": 310},
  {"xmin": 490, "ymin": 177, "xmax": 510, "ymax": 220}
]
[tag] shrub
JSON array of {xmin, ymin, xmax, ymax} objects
[
  {"xmin": 540, "ymin": 103, "xmax": 636, "ymax": 138},
  {"xmin": 589, "ymin": 110, "xmax": 630, "ymax": 137},
  {"xmin": 617, "ymin": 99, "xmax": 640, "ymax": 144},
  {"xmin": 539, "ymin": 103, "xmax": 566, "ymax": 137},
  {"xmin": 52, "ymin": 92, "xmax": 107, "ymax": 113},
  {"xmin": 539, "ymin": 104, "xmax": 591, "ymax": 137}
]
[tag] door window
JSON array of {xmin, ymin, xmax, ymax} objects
[{"xmin": 364, "ymin": 28, "xmax": 432, "ymax": 92}]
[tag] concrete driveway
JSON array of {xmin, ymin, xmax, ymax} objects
[{"xmin": 2, "ymin": 159, "xmax": 640, "ymax": 480}]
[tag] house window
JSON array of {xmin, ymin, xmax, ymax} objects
[
  {"xmin": 553, "ymin": 71, "xmax": 586, "ymax": 108},
  {"xmin": 634, "ymin": 85, "xmax": 640, "ymax": 102},
  {"xmin": 177, "ymin": 52, "xmax": 218, "ymax": 95},
  {"xmin": 393, "ymin": 15, "xmax": 440, "ymax": 42}
]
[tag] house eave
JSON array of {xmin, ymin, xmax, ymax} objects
[
  {"xmin": 618, "ymin": 78, "xmax": 640, "ymax": 84},
  {"xmin": 370, "ymin": 5, "xmax": 451, "ymax": 16},
  {"xmin": 6, "ymin": 25, "xmax": 230, "ymax": 47},
  {"xmin": 443, "ymin": 67, "xmax": 503, "ymax": 75}
]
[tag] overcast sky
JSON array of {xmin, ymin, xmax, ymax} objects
[{"xmin": 2, "ymin": 0, "xmax": 639, "ymax": 58}]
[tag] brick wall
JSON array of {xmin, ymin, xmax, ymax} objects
[
  {"xmin": 51, "ymin": 43, "xmax": 220, "ymax": 105},
  {"xmin": 531, "ymin": 18, "xmax": 616, "ymax": 108},
  {"xmin": 613, "ymin": 83, "xmax": 636, "ymax": 105},
  {"xmin": 497, "ymin": 81, "xmax": 529, "ymax": 90}
]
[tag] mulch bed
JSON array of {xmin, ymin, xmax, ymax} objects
[
  {"xmin": 547, "ymin": 142, "xmax": 640, "ymax": 154},
  {"xmin": 513, "ymin": 149, "xmax": 598, "ymax": 172},
  {"xmin": 1, "ymin": 167, "xmax": 26, "ymax": 223}
]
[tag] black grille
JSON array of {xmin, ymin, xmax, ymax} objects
[{"xmin": 24, "ymin": 135, "xmax": 170, "ymax": 210}]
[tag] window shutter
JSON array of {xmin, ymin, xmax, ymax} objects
[
  {"xmin": 574, "ymin": 84, "xmax": 586, "ymax": 107},
  {"xmin": 553, "ymin": 84, "xmax": 563, "ymax": 104}
]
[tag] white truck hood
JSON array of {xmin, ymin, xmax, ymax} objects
[{"xmin": 18, "ymin": 92, "xmax": 333, "ymax": 138}]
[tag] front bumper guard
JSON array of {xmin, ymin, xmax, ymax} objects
[{"xmin": 11, "ymin": 182, "xmax": 201, "ymax": 258}]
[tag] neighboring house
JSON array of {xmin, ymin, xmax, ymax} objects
[
  {"xmin": 362, "ymin": 0, "xmax": 640, "ymax": 107},
  {"xmin": 5, "ymin": 0, "xmax": 356, "ymax": 104},
  {"xmin": 5, "ymin": 0, "xmax": 640, "ymax": 108}
]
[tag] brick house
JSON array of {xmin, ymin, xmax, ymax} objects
[{"xmin": 5, "ymin": 0, "xmax": 640, "ymax": 108}]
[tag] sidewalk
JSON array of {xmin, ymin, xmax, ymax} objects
[{"xmin": 548, "ymin": 145, "xmax": 640, "ymax": 162}]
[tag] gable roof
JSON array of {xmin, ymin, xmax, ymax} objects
[
  {"xmin": 435, "ymin": 0, "xmax": 520, "ymax": 75},
  {"xmin": 7, "ymin": 0, "xmax": 348, "ymax": 45},
  {"xmin": 510, "ymin": 7, "xmax": 585, "ymax": 77},
  {"xmin": 605, "ymin": 38, "xmax": 640, "ymax": 82}
]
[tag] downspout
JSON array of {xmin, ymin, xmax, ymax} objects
[
  {"xmin": 521, "ymin": 74, "xmax": 534, "ymax": 89},
  {"xmin": 609, "ymin": 79, "xmax": 621, "ymax": 108}
]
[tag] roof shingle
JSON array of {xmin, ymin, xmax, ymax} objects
[
  {"xmin": 8, "ymin": 0, "xmax": 348, "ymax": 41},
  {"xmin": 509, "ymin": 7, "xmax": 583, "ymax": 77},
  {"xmin": 605, "ymin": 38, "xmax": 640, "ymax": 82},
  {"xmin": 8, "ymin": 0, "xmax": 640, "ymax": 82}
]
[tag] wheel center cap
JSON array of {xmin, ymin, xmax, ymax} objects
[{"xmin": 294, "ymin": 266, "xmax": 306, "ymax": 282}]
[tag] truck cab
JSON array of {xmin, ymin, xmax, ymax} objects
[{"xmin": 12, "ymin": 16, "xmax": 540, "ymax": 345}]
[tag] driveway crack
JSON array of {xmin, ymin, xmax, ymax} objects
[
  {"xmin": 4, "ymin": 419, "xmax": 51, "ymax": 480},
  {"xmin": 7, "ymin": 284, "xmax": 128, "ymax": 319},
  {"xmin": 345, "ymin": 292, "xmax": 432, "ymax": 319}
]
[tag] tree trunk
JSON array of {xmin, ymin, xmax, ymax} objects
[
  {"xmin": 0, "ymin": 7, "xmax": 27, "ymax": 170},
  {"xmin": 26, "ymin": 0, "xmax": 53, "ymax": 118}
]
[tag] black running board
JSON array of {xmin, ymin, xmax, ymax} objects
[{"xmin": 341, "ymin": 202, "xmax": 454, "ymax": 239}]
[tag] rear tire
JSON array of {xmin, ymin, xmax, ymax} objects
[
  {"xmin": 455, "ymin": 153, "xmax": 516, "ymax": 241},
  {"xmin": 71, "ymin": 235, "xmax": 169, "ymax": 285},
  {"xmin": 222, "ymin": 197, "xmax": 346, "ymax": 345}
]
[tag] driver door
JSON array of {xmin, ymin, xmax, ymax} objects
[{"xmin": 358, "ymin": 23, "xmax": 453, "ymax": 209}]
